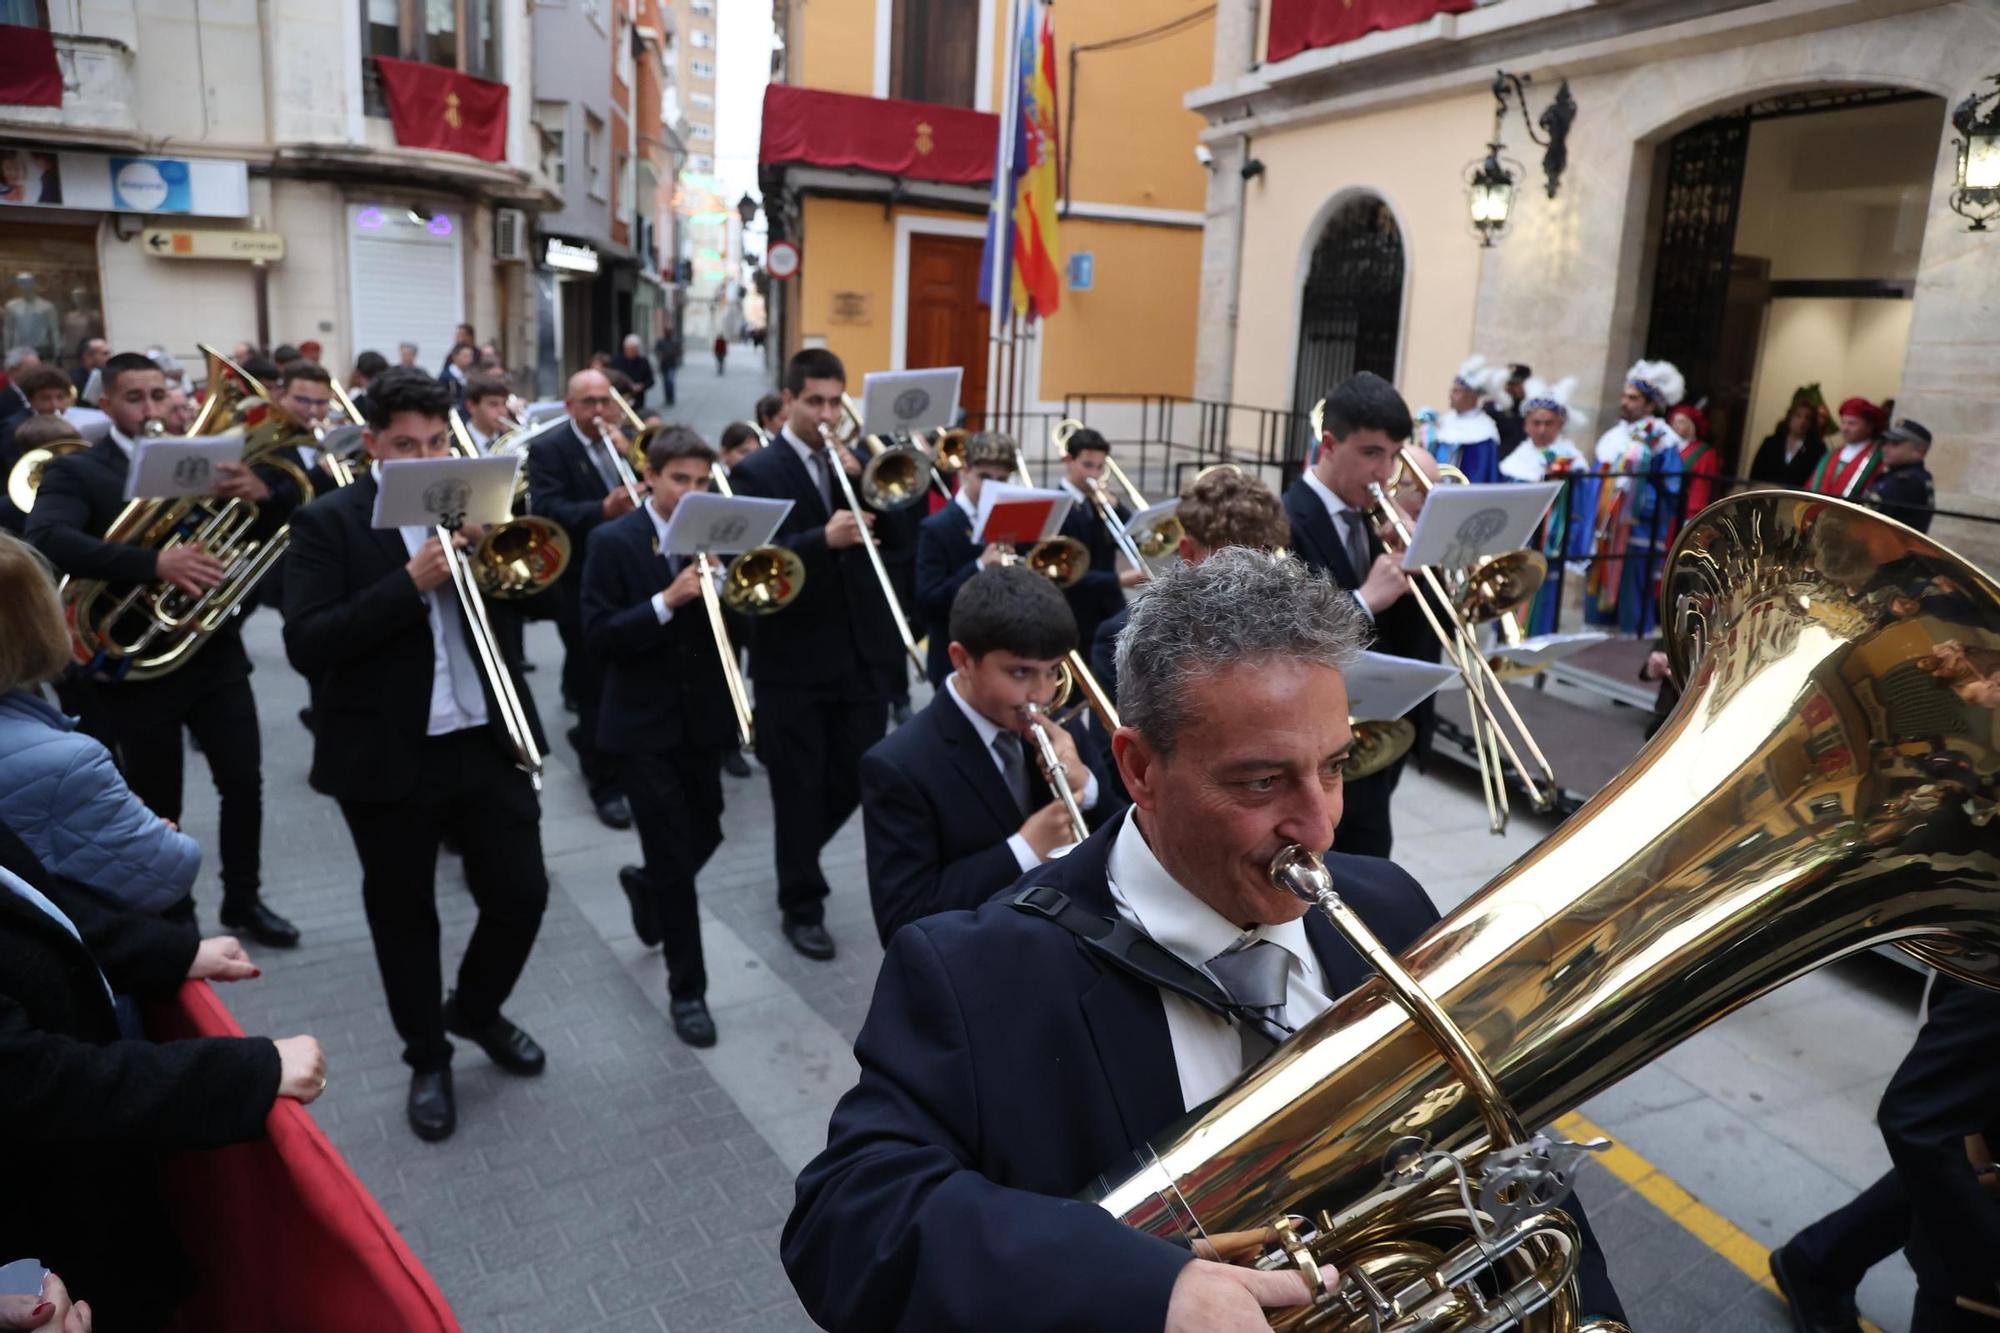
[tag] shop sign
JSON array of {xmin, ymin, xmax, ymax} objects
[
  {"xmin": 544, "ymin": 237, "xmax": 600, "ymax": 273},
  {"xmin": 0, "ymin": 148, "xmax": 249, "ymax": 217},
  {"xmin": 143, "ymin": 229, "xmax": 286, "ymax": 261}
]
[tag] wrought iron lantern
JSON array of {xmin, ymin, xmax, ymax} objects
[
  {"xmin": 1464, "ymin": 70, "xmax": 1576, "ymax": 246},
  {"xmin": 1949, "ymin": 75, "xmax": 2000, "ymax": 231},
  {"xmin": 735, "ymin": 192, "xmax": 760, "ymax": 227}
]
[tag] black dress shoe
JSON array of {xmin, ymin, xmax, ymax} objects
[
  {"xmin": 1769, "ymin": 1241, "xmax": 1862, "ymax": 1333},
  {"xmin": 594, "ymin": 792, "xmax": 632, "ymax": 830},
  {"xmin": 669, "ymin": 997, "xmax": 716, "ymax": 1048},
  {"xmin": 442, "ymin": 993, "xmax": 546, "ymax": 1075},
  {"xmin": 722, "ymin": 749, "xmax": 753, "ymax": 779},
  {"xmin": 619, "ymin": 864, "xmax": 661, "ymax": 946},
  {"xmin": 782, "ymin": 918, "xmax": 836, "ymax": 961},
  {"xmin": 219, "ymin": 899, "xmax": 301, "ymax": 949},
  {"xmin": 407, "ymin": 1068, "xmax": 456, "ymax": 1142}
]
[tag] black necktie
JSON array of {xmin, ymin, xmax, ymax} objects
[
  {"xmin": 1339, "ymin": 509, "xmax": 1371, "ymax": 580},
  {"xmin": 993, "ymin": 732, "xmax": 1031, "ymax": 817}
]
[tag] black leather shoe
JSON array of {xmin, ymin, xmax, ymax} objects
[
  {"xmin": 722, "ymin": 749, "xmax": 753, "ymax": 779},
  {"xmin": 219, "ymin": 899, "xmax": 301, "ymax": 949},
  {"xmin": 594, "ymin": 792, "xmax": 632, "ymax": 830},
  {"xmin": 1769, "ymin": 1241, "xmax": 1862, "ymax": 1333},
  {"xmin": 442, "ymin": 994, "xmax": 547, "ymax": 1076},
  {"xmin": 619, "ymin": 864, "xmax": 661, "ymax": 947},
  {"xmin": 669, "ymin": 997, "xmax": 717, "ymax": 1048},
  {"xmin": 407, "ymin": 1068, "xmax": 456, "ymax": 1142},
  {"xmin": 782, "ymin": 918, "xmax": 836, "ymax": 961}
]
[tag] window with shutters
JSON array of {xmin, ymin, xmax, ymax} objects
[
  {"xmin": 689, "ymin": 57, "xmax": 714, "ymax": 81},
  {"xmin": 361, "ymin": 0, "xmax": 500, "ymax": 117},
  {"xmin": 585, "ymin": 111, "xmax": 606, "ymax": 200},
  {"xmin": 890, "ymin": 0, "xmax": 978, "ymax": 109}
]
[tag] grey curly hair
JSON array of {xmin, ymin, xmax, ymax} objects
[{"xmin": 1113, "ymin": 546, "xmax": 1369, "ymax": 754}]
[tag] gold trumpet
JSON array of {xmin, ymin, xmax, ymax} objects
[{"xmin": 1093, "ymin": 492, "xmax": 2000, "ymax": 1331}]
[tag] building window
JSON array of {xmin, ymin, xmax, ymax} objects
[
  {"xmin": 690, "ymin": 28, "xmax": 712, "ymax": 49},
  {"xmin": 617, "ymin": 152, "xmax": 634, "ymax": 223},
  {"xmin": 688, "ymin": 122, "xmax": 712, "ymax": 142},
  {"xmin": 535, "ymin": 100, "xmax": 567, "ymax": 187},
  {"xmin": 890, "ymin": 0, "xmax": 978, "ymax": 109},
  {"xmin": 690, "ymin": 0, "xmax": 713, "ymax": 14},
  {"xmin": 687, "ymin": 154, "xmax": 713, "ymax": 175},
  {"xmin": 689, "ymin": 91, "xmax": 713, "ymax": 110},
  {"xmin": 585, "ymin": 110, "xmax": 606, "ymax": 199},
  {"xmin": 363, "ymin": 0, "xmax": 501, "ymax": 115},
  {"xmin": 689, "ymin": 57, "xmax": 713, "ymax": 81},
  {"xmin": 615, "ymin": 12, "xmax": 635, "ymax": 87},
  {"xmin": 1, "ymin": 1, "xmax": 50, "ymax": 27}
]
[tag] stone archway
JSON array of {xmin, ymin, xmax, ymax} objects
[{"xmin": 1288, "ymin": 192, "xmax": 1405, "ymax": 457}]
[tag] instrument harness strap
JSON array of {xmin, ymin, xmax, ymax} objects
[{"xmin": 1008, "ymin": 884, "xmax": 1246, "ymax": 1024}]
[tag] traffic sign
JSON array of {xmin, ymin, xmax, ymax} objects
[
  {"xmin": 766, "ymin": 240, "xmax": 800, "ymax": 280},
  {"xmin": 142, "ymin": 228, "xmax": 286, "ymax": 262}
]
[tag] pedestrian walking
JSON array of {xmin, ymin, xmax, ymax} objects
[{"xmin": 713, "ymin": 333, "xmax": 727, "ymax": 375}]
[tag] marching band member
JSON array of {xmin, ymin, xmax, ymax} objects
[
  {"xmin": 914, "ymin": 431, "xmax": 1022, "ymax": 687},
  {"xmin": 580, "ymin": 426, "xmax": 736, "ymax": 1048},
  {"xmin": 26, "ymin": 350, "xmax": 302, "ymax": 949},
  {"xmin": 726, "ymin": 349, "xmax": 902, "ymax": 963},
  {"xmin": 860, "ymin": 564, "xmax": 1115, "ymax": 944},
  {"xmin": 1282, "ymin": 371, "xmax": 1430, "ymax": 859},
  {"xmin": 525, "ymin": 368, "xmax": 634, "ymax": 831},
  {"xmin": 462, "ymin": 374, "xmax": 515, "ymax": 451},
  {"xmin": 717, "ymin": 419, "xmax": 763, "ymax": 470},
  {"xmin": 783, "ymin": 549, "xmax": 1631, "ymax": 1332},
  {"xmin": 282, "ymin": 367, "xmax": 550, "ymax": 1142},
  {"xmin": 1055, "ymin": 425, "xmax": 1144, "ymax": 657}
]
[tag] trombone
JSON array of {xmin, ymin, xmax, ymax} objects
[
  {"xmin": 704, "ymin": 460, "xmax": 807, "ymax": 750},
  {"xmin": 817, "ymin": 421, "xmax": 926, "ymax": 670},
  {"xmin": 444, "ymin": 411, "xmax": 572, "ymax": 599},
  {"xmin": 437, "ymin": 518, "xmax": 545, "ymax": 787},
  {"xmin": 1021, "ymin": 700, "xmax": 1090, "ymax": 846},
  {"xmin": 836, "ymin": 395, "xmax": 945, "ymax": 506},
  {"xmin": 1051, "ymin": 418, "xmax": 1182, "ymax": 580},
  {"xmin": 996, "ymin": 544, "xmax": 1124, "ymax": 734}
]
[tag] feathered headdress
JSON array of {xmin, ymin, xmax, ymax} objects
[
  {"xmin": 1453, "ymin": 355, "xmax": 1514, "ymax": 411},
  {"xmin": 1626, "ymin": 359, "xmax": 1685, "ymax": 413},
  {"xmin": 1518, "ymin": 375, "xmax": 1590, "ymax": 435}
]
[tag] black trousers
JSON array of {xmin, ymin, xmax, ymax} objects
[
  {"xmin": 1789, "ymin": 1169, "xmax": 1908, "ymax": 1279},
  {"xmin": 554, "ymin": 589, "xmax": 616, "ymax": 799},
  {"xmin": 83, "ymin": 662, "xmax": 265, "ymax": 907},
  {"xmin": 620, "ymin": 745, "xmax": 726, "ymax": 999},
  {"xmin": 754, "ymin": 678, "xmax": 886, "ymax": 922},
  {"xmin": 337, "ymin": 729, "xmax": 548, "ymax": 1071}
]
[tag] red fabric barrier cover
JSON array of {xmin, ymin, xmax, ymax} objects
[
  {"xmin": 373, "ymin": 55, "xmax": 508, "ymax": 163},
  {"xmin": 760, "ymin": 83, "xmax": 999, "ymax": 185},
  {"xmin": 1267, "ymin": 0, "xmax": 1476, "ymax": 62},
  {"xmin": 147, "ymin": 981, "xmax": 459, "ymax": 1333},
  {"xmin": 0, "ymin": 24, "xmax": 62, "ymax": 107}
]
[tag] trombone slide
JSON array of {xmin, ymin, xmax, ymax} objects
[
  {"xmin": 819, "ymin": 425, "xmax": 925, "ymax": 670},
  {"xmin": 438, "ymin": 524, "xmax": 545, "ymax": 788},
  {"xmin": 1022, "ymin": 704, "xmax": 1090, "ymax": 845},
  {"xmin": 696, "ymin": 551, "xmax": 756, "ymax": 751},
  {"xmin": 1084, "ymin": 477, "xmax": 1155, "ymax": 582}
]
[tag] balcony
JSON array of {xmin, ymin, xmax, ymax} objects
[{"xmin": 0, "ymin": 33, "xmax": 137, "ymax": 138}]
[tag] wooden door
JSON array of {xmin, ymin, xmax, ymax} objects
[{"xmin": 905, "ymin": 233, "xmax": 989, "ymax": 429}]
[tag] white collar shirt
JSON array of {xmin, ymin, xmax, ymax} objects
[
  {"xmin": 1299, "ymin": 467, "xmax": 1377, "ymax": 621},
  {"xmin": 568, "ymin": 417, "xmax": 622, "ymax": 491},
  {"xmin": 1105, "ymin": 811, "xmax": 1332, "ymax": 1109},
  {"xmin": 372, "ymin": 462, "xmax": 488, "ymax": 735},
  {"xmin": 107, "ymin": 423, "xmax": 137, "ymax": 460},
  {"xmin": 781, "ymin": 423, "xmax": 833, "ymax": 506},
  {"xmin": 944, "ymin": 674, "xmax": 1098, "ymax": 873},
  {"xmin": 642, "ymin": 499, "xmax": 695, "ymax": 626}
]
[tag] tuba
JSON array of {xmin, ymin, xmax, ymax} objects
[{"xmin": 1092, "ymin": 491, "xmax": 2000, "ymax": 1331}]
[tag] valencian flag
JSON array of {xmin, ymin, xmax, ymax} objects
[
  {"xmin": 1267, "ymin": 0, "xmax": 1476, "ymax": 62},
  {"xmin": 373, "ymin": 56, "xmax": 509, "ymax": 163},
  {"xmin": 979, "ymin": 1, "xmax": 1062, "ymax": 319}
]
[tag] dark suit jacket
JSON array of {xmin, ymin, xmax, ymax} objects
[
  {"xmin": 914, "ymin": 503, "xmax": 988, "ymax": 687},
  {"xmin": 525, "ymin": 417, "xmax": 615, "ymax": 597},
  {"xmin": 1060, "ymin": 486, "xmax": 1128, "ymax": 654},
  {"xmin": 579, "ymin": 506, "xmax": 737, "ymax": 755},
  {"xmin": 726, "ymin": 433, "xmax": 904, "ymax": 691},
  {"xmin": 860, "ymin": 688, "xmax": 1120, "ymax": 943},
  {"xmin": 280, "ymin": 473, "xmax": 545, "ymax": 802},
  {"xmin": 1748, "ymin": 430, "xmax": 1827, "ymax": 489}
]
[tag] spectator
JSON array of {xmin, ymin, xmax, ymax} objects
[
  {"xmin": 610, "ymin": 335, "xmax": 656, "ymax": 407},
  {"xmin": 1669, "ymin": 403, "xmax": 1721, "ymax": 516},
  {"xmin": 0, "ymin": 535, "xmax": 203, "ymax": 917},
  {"xmin": 1, "ymin": 346, "xmax": 38, "ymax": 420},
  {"xmin": 144, "ymin": 346, "xmax": 184, "ymax": 386},
  {"xmin": 477, "ymin": 340, "xmax": 502, "ymax": 372},
  {"xmin": 68, "ymin": 338, "xmax": 107, "ymax": 405},
  {"xmin": 755, "ymin": 393, "xmax": 783, "ymax": 439},
  {"xmin": 589, "ymin": 350, "xmax": 613, "ymax": 371},
  {"xmin": 348, "ymin": 349, "xmax": 389, "ymax": 403},
  {"xmin": 717, "ymin": 419, "xmax": 763, "ymax": 469},
  {"xmin": 161, "ymin": 385, "xmax": 194, "ymax": 435},
  {"xmin": 229, "ymin": 340, "xmax": 258, "ymax": 366},
  {"xmin": 270, "ymin": 343, "xmax": 301, "ymax": 367},
  {"xmin": 0, "ymin": 364, "xmax": 78, "ymax": 484},
  {"xmin": 1749, "ymin": 389, "xmax": 1830, "ymax": 489},
  {"xmin": 296, "ymin": 339, "xmax": 323, "ymax": 366},
  {"xmin": 438, "ymin": 342, "xmax": 476, "ymax": 406},
  {"xmin": 397, "ymin": 341, "xmax": 419, "ymax": 369},
  {"xmin": 653, "ymin": 329, "xmax": 681, "ymax": 407},
  {"xmin": 713, "ymin": 332, "xmax": 727, "ymax": 374}
]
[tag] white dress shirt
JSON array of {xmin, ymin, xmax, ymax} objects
[
  {"xmin": 782, "ymin": 423, "xmax": 835, "ymax": 510},
  {"xmin": 644, "ymin": 499, "xmax": 686, "ymax": 625},
  {"xmin": 1837, "ymin": 440, "xmax": 1870, "ymax": 466},
  {"xmin": 107, "ymin": 423, "xmax": 137, "ymax": 460},
  {"xmin": 374, "ymin": 463, "xmax": 488, "ymax": 736},
  {"xmin": 1299, "ymin": 467, "xmax": 1378, "ymax": 621},
  {"xmin": 944, "ymin": 674, "xmax": 1099, "ymax": 872},
  {"xmin": 1105, "ymin": 812, "xmax": 1333, "ymax": 1109}
]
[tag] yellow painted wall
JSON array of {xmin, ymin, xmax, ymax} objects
[
  {"xmin": 798, "ymin": 196, "xmax": 897, "ymax": 374},
  {"xmin": 796, "ymin": 0, "xmax": 873, "ymax": 96},
  {"xmin": 1038, "ymin": 220, "xmax": 1200, "ymax": 398},
  {"xmin": 1230, "ymin": 90, "xmax": 1496, "ymax": 416},
  {"xmin": 1059, "ymin": 5, "xmax": 1212, "ymax": 214}
]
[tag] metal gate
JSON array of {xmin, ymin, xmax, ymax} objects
[
  {"xmin": 1289, "ymin": 195, "xmax": 1404, "ymax": 460},
  {"xmin": 1642, "ymin": 113, "xmax": 1751, "ymax": 423}
]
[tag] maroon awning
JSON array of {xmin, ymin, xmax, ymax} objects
[{"xmin": 759, "ymin": 83, "xmax": 998, "ymax": 187}]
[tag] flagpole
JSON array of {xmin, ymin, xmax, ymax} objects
[{"xmin": 985, "ymin": 0, "xmax": 1025, "ymax": 432}]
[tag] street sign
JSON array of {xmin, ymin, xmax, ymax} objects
[
  {"xmin": 142, "ymin": 228, "xmax": 286, "ymax": 261},
  {"xmin": 1067, "ymin": 251, "xmax": 1094, "ymax": 291},
  {"xmin": 766, "ymin": 240, "xmax": 801, "ymax": 280}
]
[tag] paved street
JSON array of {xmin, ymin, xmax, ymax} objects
[{"xmin": 161, "ymin": 350, "xmax": 1931, "ymax": 1330}]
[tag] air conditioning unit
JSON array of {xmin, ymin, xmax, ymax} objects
[{"xmin": 494, "ymin": 208, "xmax": 528, "ymax": 263}]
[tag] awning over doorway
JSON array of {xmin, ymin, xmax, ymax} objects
[{"xmin": 759, "ymin": 84, "xmax": 998, "ymax": 186}]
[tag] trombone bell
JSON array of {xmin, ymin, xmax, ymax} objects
[
  {"xmin": 1026, "ymin": 535, "xmax": 1090, "ymax": 588},
  {"xmin": 860, "ymin": 445, "xmax": 935, "ymax": 511},
  {"xmin": 1459, "ymin": 549, "xmax": 1548, "ymax": 624},
  {"xmin": 469, "ymin": 517, "xmax": 571, "ymax": 598},
  {"xmin": 722, "ymin": 545, "xmax": 807, "ymax": 615}
]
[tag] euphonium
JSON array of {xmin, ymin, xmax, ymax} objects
[{"xmin": 1092, "ymin": 491, "xmax": 2000, "ymax": 1331}]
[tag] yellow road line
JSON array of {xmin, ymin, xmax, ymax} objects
[{"xmin": 1556, "ymin": 1110, "xmax": 1884, "ymax": 1333}]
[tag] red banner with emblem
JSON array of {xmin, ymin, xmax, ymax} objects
[
  {"xmin": 0, "ymin": 24, "xmax": 63, "ymax": 107},
  {"xmin": 1267, "ymin": 0, "xmax": 1477, "ymax": 62},
  {"xmin": 373, "ymin": 56, "xmax": 508, "ymax": 163},
  {"xmin": 760, "ymin": 83, "xmax": 999, "ymax": 186}
]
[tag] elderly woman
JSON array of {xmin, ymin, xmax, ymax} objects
[{"xmin": 0, "ymin": 536, "xmax": 200, "ymax": 917}]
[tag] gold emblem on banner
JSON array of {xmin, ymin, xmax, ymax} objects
[
  {"xmin": 445, "ymin": 91, "xmax": 463, "ymax": 129},
  {"xmin": 914, "ymin": 120, "xmax": 934, "ymax": 156}
]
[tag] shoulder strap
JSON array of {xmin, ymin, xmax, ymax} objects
[{"xmin": 1009, "ymin": 884, "xmax": 1238, "ymax": 1020}]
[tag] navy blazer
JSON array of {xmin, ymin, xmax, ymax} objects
[
  {"xmin": 1281, "ymin": 478, "xmax": 1436, "ymax": 667},
  {"xmin": 579, "ymin": 506, "xmax": 737, "ymax": 755},
  {"xmin": 1059, "ymin": 488, "xmax": 1128, "ymax": 649},
  {"xmin": 726, "ymin": 433, "xmax": 904, "ymax": 690},
  {"xmin": 860, "ymin": 687, "xmax": 1121, "ymax": 943},
  {"xmin": 281, "ymin": 473, "xmax": 544, "ymax": 801},
  {"xmin": 525, "ymin": 417, "xmax": 615, "ymax": 594},
  {"xmin": 785, "ymin": 816, "xmax": 1624, "ymax": 1330},
  {"xmin": 914, "ymin": 503, "xmax": 988, "ymax": 686}
]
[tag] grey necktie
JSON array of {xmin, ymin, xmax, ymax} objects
[
  {"xmin": 807, "ymin": 448, "xmax": 832, "ymax": 511},
  {"xmin": 1205, "ymin": 937, "xmax": 1295, "ymax": 1066},
  {"xmin": 580, "ymin": 428, "xmax": 620, "ymax": 491},
  {"xmin": 1338, "ymin": 508, "xmax": 1372, "ymax": 580},
  {"xmin": 435, "ymin": 590, "xmax": 487, "ymax": 719},
  {"xmin": 992, "ymin": 731, "xmax": 1032, "ymax": 816}
]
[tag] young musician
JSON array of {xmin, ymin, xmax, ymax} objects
[
  {"xmin": 726, "ymin": 348, "xmax": 903, "ymax": 962},
  {"xmin": 861, "ymin": 564, "xmax": 1115, "ymax": 944},
  {"xmin": 717, "ymin": 419, "xmax": 763, "ymax": 470},
  {"xmin": 1056, "ymin": 425, "xmax": 1145, "ymax": 658},
  {"xmin": 463, "ymin": 374, "xmax": 515, "ymax": 451},
  {"xmin": 26, "ymin": 350, "xmax": 303, "ymax": 948},
  {"xmin": 580, "ymin": 426, "xmax": 736, "ymax": 1047},
  {"xmin": 1282, "ymin": 370, "xmax": 1436, "ymax": 859},
  {"xmin": 913, "ymin": 431, "xmax": 1020, "ymax": 687},
  {"xmin": 281, "ymin": 367, "xmax": 550, "ymax": 1142},
  {"xmin": 525, "ymin": 367, "xmax": 635, "ymax": 830}
]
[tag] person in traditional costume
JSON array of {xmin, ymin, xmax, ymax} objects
[
  {"xmin": 1669, "ymin": 403, "xmax": 1722, "ymax": 516},
  {"xmin": 1500, "ymin": 377, "xmax": 1590, "ymax": 636},
  {"xmin": 1584, "ymin": 360, "xmax": 1685, "ymax": 636},
  {"xmin": 1426, "ymin": 356, "xmax": 1507, "ymax": 484},
  {"xmin": 1809, "ymin": 396, "xmax": 1888, "ymax": 498}
]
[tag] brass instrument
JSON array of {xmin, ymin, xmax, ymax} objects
[
  {"xmin": 1346, "ymin": 716, "xmax": 1417, "ymax": 781},
  {"xmin": 437, "ymin": 521, "xmax": 545, "ymax": 787},
  {"xmin": 6, "ymin": 434, "xmax": 85, "ymax": 512},
  {"xmin": 1020, "ymin": 699, "xmax": 1089, "ymax": 846},
  {"xmin": 1045, "ymin": 653, "xmax": 1123, "ymax": 741},
  {"xmin": 1093, "ymin": 490, "xmax": 2000, "ymax": 1330},
  {"xmin": 442, "ymin": 410, "xmax": 570, "ymax": 599},
  {"xmin": 835, "ymin": 396, "xmax": 940, "ymax": 509},
  {"xmin": 1021, "ymin": 533, "xmax": 1090, "ymax": 588},
  {"xmin": 703, "ymin": 462, "xmax": 808, "ymax": 749},
  {"xmin": 61, "ymin": 387, "xmax": 315, "ymax": 680},
  {"xmin": 995, "ymin": 543, "xmax": 1123, "ymax": 735},
  {"xmin": 817, "ymin": 421, "xmax": 925, "ymax": 670}
]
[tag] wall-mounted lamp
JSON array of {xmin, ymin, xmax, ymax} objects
[
  {"xmin": 1465, "ymin": 69, "xmax": 1576, "ymax": 246},
  {"xmin": 735, "ymin": 192, "xmax": 760, "ymax": 227},
  {"xmin": 1949, "ymin": 74, "xmax": 2000, "ymax": 231},
  {"xmin": 1240, "ymin": 158, "xmax": 1266, "ymax": 182}
]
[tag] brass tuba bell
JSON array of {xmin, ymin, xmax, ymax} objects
[{"xmin": 1092, "ymin": 491, "xmax": 2000, "ymax": 1330}]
